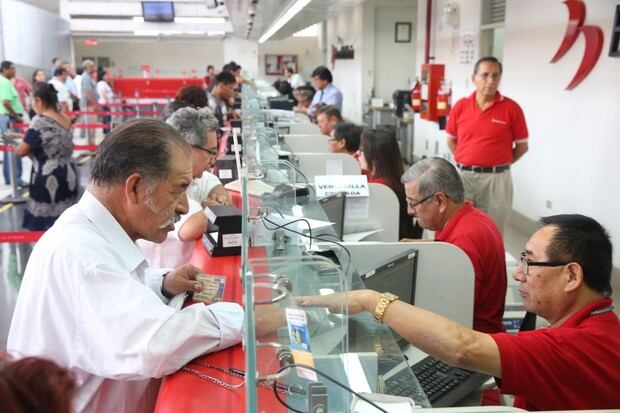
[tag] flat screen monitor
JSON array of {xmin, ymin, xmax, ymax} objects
[
  {"xmin": 268, "ymin": 98, "xmax": 294, "ymax": 111},
  {"xmin": 361, "ymin": 249, "xmax": 418, "ymax": 305},
  {"xmin": 318, "ymin": 192, "xmax": 346, "ymax": 241},
  {"xmin": 142, "ymin": 1, "xmax": 175, "ymax": 22},
  {"xmin": 361, "ymin": 249, "xmax": 418, "ymax": 344}
]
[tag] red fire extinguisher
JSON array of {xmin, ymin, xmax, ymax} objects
[
  {"xmin": 411, "ymin": 78, "xmax": 422, "ymax": 113},
  {"xmin": 436, "ymin": 80, "xmax": 451, "ymax": 117}
]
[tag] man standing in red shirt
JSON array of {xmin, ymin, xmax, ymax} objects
[
  {"xmin": 300, "ymin": 213, "xmax": 620, "ymax": 409},
  {"xmin": 446, "ymin": 56, "xmax": 529, "ymax": 234},
  {"xmin": 401, "ymin": 157, "xmax": 506, "ymax": 333}
]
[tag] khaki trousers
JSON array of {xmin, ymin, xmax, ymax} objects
[{"xmin": 460, "ymin": 169, "xmax": 512, "ymax": 234}]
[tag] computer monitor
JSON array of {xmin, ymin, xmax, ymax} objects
[
  {"xmin": 142, "ymin": 2, "xmax": 174, "ymax": 22},
  {"xmin": 361, "ymin": 249, "xmax": 418, "ymax": 345},
  {"xmin": 360, "ymin": 249, "xmax": 418, "ymax": 305},
  {"xmin": 318, "ymin": 192, "xmax": 346, "ymax": 241},
  {"xmin": 268, "ymin": 98, "xmax": 294, "ymax": 111}
]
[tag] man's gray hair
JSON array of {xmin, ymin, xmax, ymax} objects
[
  {"xmin": 81, "ymin": 59, "xmax": 95, "ymax": 69},
  {"xmin": 90, "ymin": 119, "xmax": 190, "ymax": 187},
  {"xmin": 166, "ymin": 107, "xmax": 219, "ymax": 147},
  {"xmin": 401, "ymin": 157, "xmax": 465, "ymax": 202}
]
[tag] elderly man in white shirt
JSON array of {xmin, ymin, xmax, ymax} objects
[
  {"xmin": 137, "ymin": 107, "xmax": 229, "ymax": 269},
  {"xmin": 7, "ymin": 119, "xmax": 244, "ymax": 413}
]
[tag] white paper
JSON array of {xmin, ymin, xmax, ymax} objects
[
  {"xmin": 325, "ymin": 159, "xmax": 344, "ymax": 175},
  {"xmin": 315, "ymin": 175, "xmax": 369, "ymax": 198},
  {"xmin": 340, "ymin": 353, "xmax": 372, "ymax": 394},
  {"xmin": 345, "ymin": 197, "xmax": 369, "ymax": 219},
  {"xmin": 343, "ymin": 229, "xmax": 384, "ymax": 242},
  {"xmin": 219, "ymin": 169, "xmax": 233, "ymax": 179},
  {"xmin": 222, "ymin": 233, "xmax": 242, "ymax": 248},
  {"xmin": 203, "ymin": 207, "xmax": 217, "ymax": 224}
]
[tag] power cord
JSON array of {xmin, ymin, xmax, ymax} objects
[
  {"xmin": 262, "ymin": 216, "xmax": 352, "ymax": 281},
  {"xmin": 272, "ymin": 363, "xmax": 388, "ymax": 413}
]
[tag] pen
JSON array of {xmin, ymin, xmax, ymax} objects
[{"xmin": 228, "ymin": 368, "xmax": 306, "ymax": 395}]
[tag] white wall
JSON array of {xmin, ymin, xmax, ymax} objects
[
  {"xmin": 73, "ymin": 38, "xmax": 224, "ymax": 77},
  {"xmin": 505, "ymin": 0, "xmax": 620, "ymax": 262},
  {"xmin": 373, "ymin": 6, "xmax": 417, "ymax": 101},
  {"xmin": 258, "ymin": 36, "xmax": 322, "ymax": 84},
  {"xmin": 412, "ymin": 0, "xmax": 620, "ymax": 266},
  {"xmin": 223, "ymin": 36, "xmax": 258, "ymax": 77},
  {"xmin": 326, "ymin": 0, "xmax": 418, "ymax": 123},
  {"xmin": 0, "ymin": 0, "xmax": 71, "ymax": 71},
  {"xmin": 326, "ymin": 3, "xmax": 366, "ymax": 122}
]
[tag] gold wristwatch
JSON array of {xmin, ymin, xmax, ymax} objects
[{"xmin": 373, "ymin": 292, "xmax": 399, "ymax": 324}]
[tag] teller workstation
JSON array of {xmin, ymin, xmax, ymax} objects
[{"xmin": 155, "ymin": 84, "xmax": 514, "ymax": 413}]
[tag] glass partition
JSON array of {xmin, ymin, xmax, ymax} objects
[{"xmin": 241, "ymin": 84, "xmax": 431, "ymax": 411}]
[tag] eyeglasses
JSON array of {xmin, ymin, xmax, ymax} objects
[
  {"xmin": 406, "ymin": 193, "xmax": 435, "ymax": 209},
  {"xmin": 519, "ymin": 251, "xmax": 569, "ymax": 275},
  {"xmin": 193, "ymin": 145, "xmax": 218, "ymax": 157}
]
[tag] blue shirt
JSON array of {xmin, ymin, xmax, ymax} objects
[{"xmin": 307, "ymin": 83, "xmax": 343, "ymax": 116}]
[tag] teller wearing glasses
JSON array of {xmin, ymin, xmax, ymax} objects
[
  {"xmin": 299, "ymin": 209, "xmax": 620, "ymax": 410},
  {"xmin": 137, "ymin": 108, "xmax": 230, "ymax": 269},
  {"xmin": 401, "ymin": 157, "xmax": 507, "ymax": 334}
]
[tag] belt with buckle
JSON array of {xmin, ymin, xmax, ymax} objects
[{"xmin": 457, "ymin": 164, "xmax": 510, "ymax": 173}]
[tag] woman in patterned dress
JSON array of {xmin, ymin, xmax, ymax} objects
[{"xmin": 15, "ymin": 82, "xmax": 77, "ymax": 230}]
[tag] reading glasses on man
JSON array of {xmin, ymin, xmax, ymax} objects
[
  {"xmin": 406, "ymin": 193, "xmax": 435, "ymax": 209},
  {"xmin": 193, "ymin": 145, "xmax": 218, "ymax": 156},
  {"xmin": 519, "ymin": 251, "xmax": 569, "ymax": 275}
]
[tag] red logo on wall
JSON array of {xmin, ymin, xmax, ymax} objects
[{"xmin": 550, "ymin": 0, "xmax": 604, "ymax": 90}]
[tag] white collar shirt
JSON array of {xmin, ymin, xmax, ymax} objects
[{"xmin": 7, "ymin": 190, "xmax": 243, "ymax": 413}]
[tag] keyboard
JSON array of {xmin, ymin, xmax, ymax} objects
[{"xmin": 385, "ymin": 356, "xmax": 490, "ymax": 407}]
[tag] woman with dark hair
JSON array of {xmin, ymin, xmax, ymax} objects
[
  {"xmin": 159, "ymin": 84, "xmax": 209, "ymax": 121},
  {"xmin": 0, "ymin": 355, "xmax": 75, "ymax": 413},
  {"xmin": 358, "ymin": 128, "xmax": 421, "ymax": 239},
  {"xmin": 15, "ymin": 82, "xmax": 77, "ymax": 230}
]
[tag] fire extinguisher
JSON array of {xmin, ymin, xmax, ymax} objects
[
  {"xmin": 436, "ymin": 80, "xmax": 449, "ymax": 117},
  {"xmin": 411, "ymin": 78, "xmax": 422, "ymax": 113}
]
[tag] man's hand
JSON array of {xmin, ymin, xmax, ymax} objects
[
  {"xmin": 162, "ymin": 263, "xmax": 203, "ymax": 297},
  {"xmin": 202, "ymin": 193, "xmax": 230, "ymax": 207},
  {"xmin": 295, "ymin": 290, "xmax": 379, "ymax": 315}
]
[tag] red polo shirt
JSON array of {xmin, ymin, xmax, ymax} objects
[
  {"xmin": 491, "ymin": 297, "xmax": 620, "ymax": 410},
  {"xmin": 435, "ymin": 201, "xmax": 506, "ymax": 333},
  {"xmin": 446, "ymin": 91, "xmax": 529, "ymax": 166}
]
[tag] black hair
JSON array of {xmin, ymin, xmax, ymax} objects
[
  {"xmin": 31, "ymin": 69, "xmax": 45, "ymax": 83},
  {"xmin": 332, "ymin": 122, "xmax": 361, "ymax": 153},
  {"xmin": 53, "ymin": 67, "xmax": 67, "ymax": 77},
  {"xmin": 540, "ymin": 214, "xmax": 612, "ymax": 295},
  {"xmin": 277, "ymin": 80, "xmax": 293, "ymax": 98},
  {"xmin": 360, "ymin": 128, "xmax": 416, "ymax": 239},
  {"xmin": 175, "ymin": 85, "xmax": 208, "ymax": 108},
  {"xmin": 97, "ymin": 67, "xmax": 106, "ymax": 84},
  {"xmin": 311, "ymin": 66, "xmax": 333, "ymax": 83},
  {"xmin": 214, "ymin": 70, "xmax": 236, "ymax": 86},
  {"xmin": 473, "ymin": 56, "xmax": 503, "ymax": 75},
  {"xmin": 32, "ymin": 82, "xmax": 59, "ymax": 109},
  {"xmin": 1, "ymin": 61, "xmax": 13, "ymax": 71},
  {"xmin": 90, "ymin": 119, "xmax": 190, "ymax": 187},
  {"xmin": 76, "ymin": 67, "xmax": 84, "ymax": 76}
]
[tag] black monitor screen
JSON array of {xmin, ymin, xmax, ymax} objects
[
  {"xmin": 319, "ymin": 192, "xmax": 346, "ymax": 241},
  {"xmin": 142, "ymin": 2, "xmax": 174, "ymax": 22},
  {"xmin": 361, "ymin": 249, "xmax": 418, "ymax": 344},
  {"xmin": 361, "ymin": 249, "xmax": 418, "ymax": 306}
]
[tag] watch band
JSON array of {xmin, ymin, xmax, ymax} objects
[{"xmin": 373, "ymin": 292, "xmax": 398, "ymax": 324}]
